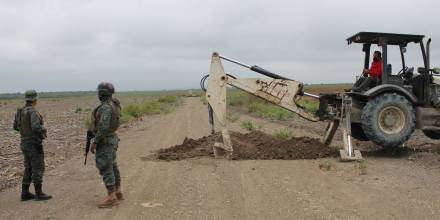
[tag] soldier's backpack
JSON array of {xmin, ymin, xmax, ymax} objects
[
  {"xmin": 91, "ymin": 98, "xmax": 121, "ymax": 133},
  {"xmin": 109, "ymin": 98, "xmax": 121, "ymax": 132}
]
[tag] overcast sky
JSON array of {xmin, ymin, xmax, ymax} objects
[{"xmin": 1, "ymin": 0, "xmax": 439, "ymax": 93}]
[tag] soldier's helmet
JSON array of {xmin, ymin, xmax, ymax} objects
[
  {"xmin": 24, "ymin": 90, "xmax": 38, "ymax": 101},
  {"xmin": 97, "ymin": 82, "xmax": 115, "ymax": 97}
]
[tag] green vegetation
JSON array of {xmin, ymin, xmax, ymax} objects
[
  {"xmin": 226, "ymin": 89, "xmax": 321, "ymax": 120},
  {"xmin": 121, "ymin": 95, "xmax": 180, "ymax": 123},
  {"xmin": 228, "ymin": 90, "xmax": 247, "ymax": 107},
  {"xmin": 274, "ymin": 128, "xmax": 293, "ymax": 140},
  {"xmin": 200, "ymin": 94, "xmax": 208, "ymax": 105},
  {"xmin": 14, "ymin": 171, "xmax": 24, "ymax": 177},
  {"xmin": 242, "ymin": 121, "xmax": 255, "ymax": 131},
  {"xmin": 226, "ymin": 112, "xmax": 240, "ymax": 122},
  {"xmin": 319, "ymin": 160, "xmax": 335, "ymax": 171},
  {"xmin": 158, "ymin": 95, "xmax": 178, "ymax": 103},
  {"xmin": 228, "ymin": 90, "xmax": 297, "ymax": 121},
  {"xmin": 356, "ymin": 159, "xmax": 368, "ymax": 175},
  {"xmin": 0, "ymin": 89, "xmax": 205, "ymax": 100},
  {"xmin": 84, "ymin": 95, "xmax": 181, "ymax": 127},
  {"xmin": 297, "ymin": 98, "xmax": 320, "ymax": 113},
  {"xmin": 247, "ymin": 102, "xmax": 295, "ymax": 120},
  {"xmin": 123, "ymin": 104, "xmax": 145, "ymax": 119},
  {"xmin": 84, "ymin": 117, "xmax": 92, "ymax": 130},
  {"xmin": 75, "ymin": 107, "xmax": 82, "ymax": 113}
]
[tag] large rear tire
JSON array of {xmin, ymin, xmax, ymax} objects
[{"xmin": 361, "ymin": 93, "xmax": 415, "ymax": 147}]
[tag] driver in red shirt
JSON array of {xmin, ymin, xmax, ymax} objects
[
  {"xmin": 363, "ymin": 51, "xmax": 383, "ymax": 78},
  {"xmin": 353, "ymin": 51, "xmax": 383, "ymax": 92}
]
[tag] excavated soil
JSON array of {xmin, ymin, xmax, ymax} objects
[{"xmin": 155, "ymin": 131, "xmax": 337, "ymax": 161}]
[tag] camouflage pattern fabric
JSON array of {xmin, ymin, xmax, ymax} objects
[
  {"xmin": 13, "ymin": 104, "xmax": 47, "ymax": 185},
  {"xmin": 92, "ymin": 98, "xmax": 121, "ymax": 192},
  {"xmin": 22, "ymin": 146, "xmax": 45, "ymax": 184},
  {"xmin": 95, "ymin": 136, "xmax": 121, "ymax": 191}
]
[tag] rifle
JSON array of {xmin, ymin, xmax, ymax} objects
[{"xmin": 84, "ymin": 131, "xmax": 95, "ymax": 165}]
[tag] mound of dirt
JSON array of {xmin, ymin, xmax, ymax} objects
[{"xmin": 155, "ymin": 131, "xmax": 337, "ymax": 161}]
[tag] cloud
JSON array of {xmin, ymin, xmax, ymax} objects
[{"xmin": 0, "ymin": 0, "xmax": 439, "ymax": 92}]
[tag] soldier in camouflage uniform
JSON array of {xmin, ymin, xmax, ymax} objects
[
  {"xmin": 13, "ymin": 90, "xmax": 52, "ymax": 201},
  {"xmin": 89, "ymin": 82, "xmax": 123, "ymax": 208}
]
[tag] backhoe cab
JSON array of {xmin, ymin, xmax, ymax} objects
[
  {"xmin": 341, "ymin": 32, "xmax": 440, "ymax": 146},
  {"xmin": 201, "ymin": 32, "xmax": 440, "ymax": 161}
]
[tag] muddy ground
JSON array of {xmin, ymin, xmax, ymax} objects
[
  {"xmin": 1, "ymin": 97, "xmax": 440, "ymax": 220},
  {"xmin": 154, "ymin": 131, "xmax": 336, "ymax": 161}
]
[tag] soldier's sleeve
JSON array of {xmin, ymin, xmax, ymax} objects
[
  {"xmin": 30, "ymin": 110, "xmax": 44, "ymax": 134},
  {"xmin": 13, "ymin": 109, "xmax": 20, "ymax": 131},
  {"xmin": 94, "ymin": 104, "xmax": 112, "ymax": 144}
]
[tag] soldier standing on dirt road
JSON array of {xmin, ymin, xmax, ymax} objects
[
  {"xmin": 13, "ymin": 90, "xmax": 52, "ymax": 201},
  {"xmin": 89, "ymin": 82, "xmax": 124, "ymax": 208}
]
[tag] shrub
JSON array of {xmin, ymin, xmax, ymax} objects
[
  {"xmin": 274, "ymin": 128, "xmax": 293, "ymax": 140},
  {"xmin": 142, "ymin": 101, "xmax": 162, "ymax": 115},
  {"xmin": 84, "ymin": 117, "xmax": 92, "ymax": 130},
  {"xmin": 200, "ymin": 94, "xmax": 208, "ymax": 105},
  {"xmin": 158, "ymin": 95, "xmax": 177, "ymax": 103},
  {"xmin": 357, "ymin": 160, "xmax": 368, "ymax": 175},
  {"xmin": 242, "ymin": 121, "xmax": 255, "ymax": 131},
  {"xmin": 120, "ymin": 114, "xmax": 134, "ymax": 124},
  {"xmin": 118, "ymin": 96, "xmax": 180, "ymax": 124},
  {"xmin": 228, "ymin": 91, "xmax": 246, "ymax": 106},
  {"xmin": 123, "ymin": 104, "xmax": 143, "ymax": 118},
  {"xmin": 298, "ymin": 98, "xmax": 319, "ymax": 113},
  {"xmin": 319, "ymin": 160, "xmax": 334, "ymax": 171},
  {"xmin": 227, "ymin": 112, "xmax": 240, "ymax": 122},
  {"xmin": 75, "ymin": 107, "xmax": 82, "ymax": 113},
  {"xmin": 247, "ymin": 102, "xmax": 261, "ymax": 114},
  {"xmin": 227, "ymin": 90, "xmax": 321, "ymax": 121}
]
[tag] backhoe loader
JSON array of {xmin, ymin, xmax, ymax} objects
[{"xmin": 201, "ymin": 32, "xmax": 440, "ymax": 161}]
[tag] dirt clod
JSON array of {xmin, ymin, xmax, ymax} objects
[{"xmin": 155, "ymin": 131, "xmax": 337, "ymax": 161}]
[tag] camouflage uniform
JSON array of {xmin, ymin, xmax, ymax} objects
[
  {"xmin": 13, "ymin": 90, "xmax": 51, "ymax": 201},
  {"xmin": 14, "ymin": 104, "xmax": 46, "ymax": 184},
  {"xmin": 91, "ymin": 97, "xmax": 122, "ymax": 193}
]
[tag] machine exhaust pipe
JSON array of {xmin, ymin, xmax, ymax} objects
[{"xmin": 427, "ymin": 38, "xmax": 431, "ymax": 70}]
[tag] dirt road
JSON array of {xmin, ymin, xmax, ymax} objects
[{"xmin": 1, "ymin": 97, "xmax": 440, "ymax": 220}]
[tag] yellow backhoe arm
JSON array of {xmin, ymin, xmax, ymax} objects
[
  {"xmin": 205, "ymin": 52, "xmax": 318, "ymax": 156},
  {"xmin": 204, "ymin": 52, "xmax": 361, "ymax": 161}
]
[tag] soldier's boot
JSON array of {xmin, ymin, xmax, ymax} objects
[
  {"xmin": 34, "ymin": 183, "xmax": 52, "ymax": 201},
  {"xmin": 116, "ymin": 184, "xmax": 124, "ymax": 200},
  {"xmin": 21, "ymin": 184, "xmax": 35, "ymax": 201},
  {"xmin": 98, "ymin": 191, "xmax": 119, "ymax": 208}
]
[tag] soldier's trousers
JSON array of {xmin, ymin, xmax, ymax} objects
[
  {"xmin": 21, "ymin": 143, "xmax": 45, "ymax": 185},
  {"xmin": 95, "ymin": 139, "xmax": 121, "ymax": 192}
]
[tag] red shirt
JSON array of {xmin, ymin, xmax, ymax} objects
[{"xmin": 369, "ymin": 59, "xmax": 383, "ymax": 78}]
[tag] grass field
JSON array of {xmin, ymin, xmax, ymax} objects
[
  {"xmin": 225, "ymin": 88, "xmax": 322, "ymax": 121},
  {"xmin": 120, "ymin": 95, "xmax": 182, "ymax": 123},
  {"xmin": 198, "ymin": 83, "xmax": 352, "ymax": 121}
]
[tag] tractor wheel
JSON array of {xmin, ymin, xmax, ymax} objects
[
  {"xmin": 351, "ymin": 123, "xmax": 369, "ymax": 141},
  {"xmin": 361, "ymin": 93, "xmax": 415, "ymax": 147},
  {"xmin": 423, "ymin": 130, "xmax": 440, "ymax": 140}
]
